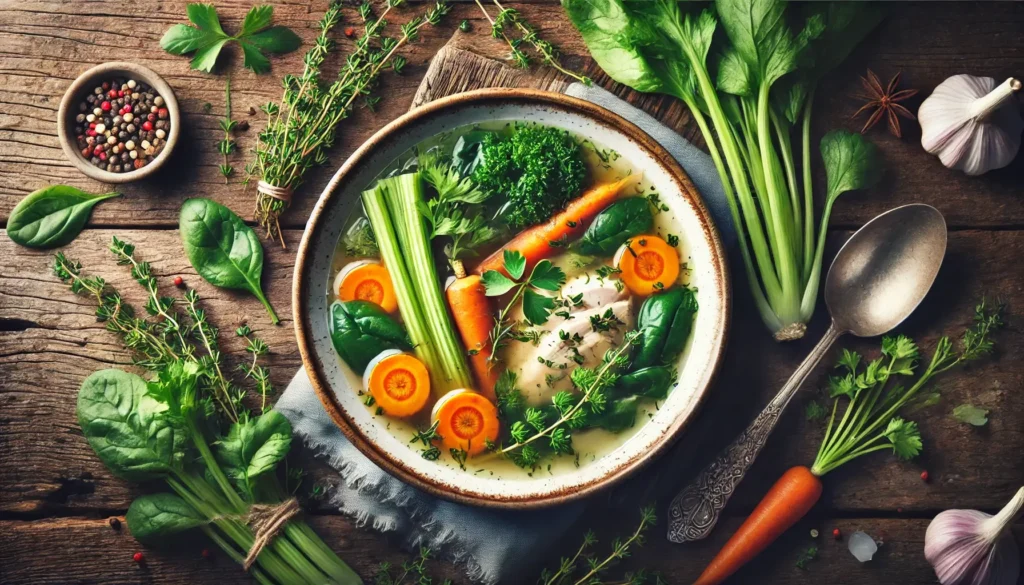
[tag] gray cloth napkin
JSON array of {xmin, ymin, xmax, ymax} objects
[{"xmin": 276, "ymin": 83, "xmax": 732, "ymax": 585}]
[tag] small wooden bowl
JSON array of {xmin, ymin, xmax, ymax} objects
[{"xmin": 57, "ymin": 62, "xmax": 181, "ymax": 184}]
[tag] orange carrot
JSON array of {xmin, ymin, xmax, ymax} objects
[
  {"xmin": 693, "ymin": 466, "xmax": 823, "ymax": 585},
  {"xmin": 432, "ymin": 389, "xmax": 501, "ymax": 456},
  {"xmin": 363, "ymin": 350, "xmax": 431, "ymax": 417},
  {"xmin": 446, "ymin": 272, "xmax": 499, "ymax": 401},
  {"xmin": 474, "ymin": 175, "xmax": 637, "ymax": 277},
  {"xmin": 615, "ymin": 234, "xmax": 681, "ymax": 296}
]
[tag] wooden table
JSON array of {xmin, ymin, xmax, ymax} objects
[{"xmin": 2, "ymin": 1, "xmax": 1022, "ymax": 583}]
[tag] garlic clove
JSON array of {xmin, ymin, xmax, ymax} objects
[
  {"xmin": 919, "ymin": 75, "xmax": 1022, "ymax": 176},
  {"xmin": 925, "ymin": 487, "xmax": 1024, "ymax": 585}
]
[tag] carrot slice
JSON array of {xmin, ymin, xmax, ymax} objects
[
  {"xmin": 614, "ymin": 234, "xmax": 680, "ymax": 296},
  {"xmin": 474, "ymin": 175, "xmax": 638, "ymax": 277},
  {"xmin": 431, "ymin": 389, "xmax": 500, "ymax": 456},
  {"xmin": 694, "ymin": 466, "xmax": 823, "ymax": 585},
  {"xmin": 363, "ymin": 350, "xmax": 430, "ymax": 417},
  {"xmin": 446, "ymin": 274, "xmax": 498, "ymax": 401},
  {"xmin": 334, "ymin": 260, "xmax": 398, "ymax": 314}
]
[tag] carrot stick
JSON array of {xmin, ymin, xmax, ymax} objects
[
  {"xmin": 446, "ymin": 269, "xmax": 498, "ymax": 401},
  {"xmin": 474, "ymin": 175, "xmax": 637, "ymax": 276},
  {"xmin": 694, "ymin": 466, "xmax": 823, "ymax": 585}
]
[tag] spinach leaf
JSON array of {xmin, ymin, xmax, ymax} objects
[
  {"xmin": 126, "ymin": 493, "xmax": 206, "ymax": 544},
  {"xmin": 562, "ymin": 0, "xmax": 666, "ymax": 94},
  {"xmin": 179, "ymin": 198, "xmax": 279, "ymax": 324},
  {"xmin": 213, "ymin": 409, "xmax": 292, "ymax": 497},
  {"xmin": 452, "ymin": 130, "xmax": 491, "ymax": 177},
  {"xmin": 573, "ymin": 197, "xmax": 653, "ymax": 257},
  {"xmin": 7, "ymin": 186, "xmax": 120, "ymax": 249},
  {"xmin": 716, "ymin": 0, "xmax": 802, "ymax": 89},
  {"xmin": 591, "ymin": 396, "xmax": 639, "ymax": 432},
  {"xmin": 616, "ymin": 366, "xmax": 674, "ymax": 400},
  {"xmin": 330, "ymin": 300, "xmax": 412, "ymax": 372},
  {"xmin": 630, "ymin": 286, "xmax": 698, "ymax": 370},
  {"xmin": 77, "ymin": 369, "xmax": 186, "ymax": 482}
]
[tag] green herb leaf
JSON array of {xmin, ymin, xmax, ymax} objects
[
  {"xmin": 884, "ymin": 417, "xmax": 922, "ymax": 460},
  {"xmin": 240, "ymin": 4, "xmax": 274, "ymax": 36},
  {"xmin": 160, "ymin": 3, "xmax": 300, "ymax": 73},
  {"xmin": 179, "ymin": 198, "xmax": 279, "ymax": 324},
  {"xmin": 126, "ymin": 493, "xmax": 206, "ymax": 544},
  {"xmin": 214, "ymin": 409, "xmax": 292, "ymax": 496},
  {"xmin": 821, "ymin": 130, "xmax": 882, "ymax": 203},
  {"xmin": 805, "ymin": 400, "xmax": 826, "ymax": 421},
  {"xmin": 529, "ymin": 260, "xmax": 566, "ymax": 292},
  {"xmin": 77, "ymin": 369, "xmax": 186, "ymax": 482},
  {"xmin": 7, "ymin": 186, "xmax": 120, "ymax": 249},
  {"xmin": 523, "ymin": 288, "xmax": 557, "ymax": 325},
  {"xmin": 329, "ymin": 300, "xmax": 412, "ymax": 372},
  {"xmin": 573, "ymin": 197, "xmax": 654, "ymax": 257},
  {"xmin": 952, "ymin": 404, "xmax": 989, "ymax": 427},
  {"xmin": 504, "ymin": 249, "xmax": 527, "ymax": 280},
  {"xmin": 481, "ymin": 270, "xmax": 517, "ymax": 297}
]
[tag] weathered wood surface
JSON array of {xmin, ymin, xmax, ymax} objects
[
  {"xmin": 2, "ymin": 1, "xmax": 1024, "ymax": 584},
  {"xmin": 1, "ymin": 3, "xmax": 1023, "ymax": 228}
]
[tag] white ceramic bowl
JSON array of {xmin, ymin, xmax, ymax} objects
[{"xmin": 294, "ymin": 89, "xmax": 730, "ymax": 508}]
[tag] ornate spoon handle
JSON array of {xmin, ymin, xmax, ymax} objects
[{"xmin": 666, "ymin": 323, "xmax": 841, "ymax": 543}]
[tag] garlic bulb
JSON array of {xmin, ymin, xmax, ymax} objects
[
  {"xmin": 919, "ymin": 75, "xmax": 1023, "ymax": 175},
  {"xmin": 925, "ymin": 487, "xmax": 1024, "ymax": 585}
]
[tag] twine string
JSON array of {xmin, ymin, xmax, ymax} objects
[
  {"xmin": 257, "ymin": 180, "xmax": 294, "ymax": 204},
  {"xmin": 242, "ymin": 498, "xmax": 302, "ymax": 570}
]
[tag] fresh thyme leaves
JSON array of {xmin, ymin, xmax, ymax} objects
[
  {"xmin": 472, "ymin": 0, "xmax": 590, "ymax": 85},
  {"xmin": 810, "ymin": 300, "xmax": 1004, "ymax": 476},
  {"xmin": 374, "ymin": 547, "xmax": 453, "ymax": 585},
  {"xmin": 541, "ymin": 506, "xmax": 659, "ymax": 585},
  {"xmin": 411, "ymin": 420, "xmax": 443, "ymax": 460},
  {"xmin": 251, "ymin": 1, "xmax": 450, "ymax": 245},
  {"xmin": 482, "ymin": 250, "xmax": 566, "ymax": 358},
  {"xmin": 218, "ymin": 76, "xmax": 237, "ymax": 183},
  {"xmin": 450, "ymin": 447, "xmax": 468, "ymax": 470},
  {"xmin": 589, "ymin": 307, "xmax": 624, "ymax": 333},
  {"xmin": 496, "ymin": 331, "xmax": 640, "ymax": 469},
  {"xmin": 160, "ymin": 4, "xmax": 301, "ymax": 73}
]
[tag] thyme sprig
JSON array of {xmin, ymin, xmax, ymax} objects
[
  {"xmin": 546, "ymin": 506, "xmax": 658, "ymax": 585},
  {"xmin": 473, "ymin": 0, "xmax": 590, "ymax": 85},
  {"xmin": 53, "ymin": 239, "xmax": 274, "ymax": 424},
  {"xmin": 250, "ymin": 0, "xmax": 450, "ymax": 245},
  {"xmin": 218, "ymin": 76, "xmax": 238, "ymax": 182}
]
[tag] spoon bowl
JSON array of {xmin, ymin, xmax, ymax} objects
[{"xmin": 826, "ymin": 204, "xmax": 948, "ymax": 337}]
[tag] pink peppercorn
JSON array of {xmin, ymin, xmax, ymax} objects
[
  {"xmin": 101, "ymin": 101, "xmax": 111, "ymax": 111},
  {"xmin": 173, "ymin": 276, "xmax": 184, "ymax": 287},
  {"xmin": 921, "ymin": 470, "xmax": 930, "ymax": 482},
  {"xmin": 142, "ymin": 121, "xmax": 153, "ymax": 131},
  {"xmin": 133, "ymin": 552, "xmax": 144, "ymax": 563},
  {"xmin": 833, "ymin": 528, "xmax": 841, "ymax": 539}
]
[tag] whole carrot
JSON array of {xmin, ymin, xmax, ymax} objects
[
  {"xmin": 474, "ymin": 175, "xmax": 637, "ymax": 276},
  {"xmin": 446, "ymin": 269, "xmax": 498, "ymax": 401},
  {"xmin": 694, "ymin": 466, "xmax": 822, "ymax": 585}
]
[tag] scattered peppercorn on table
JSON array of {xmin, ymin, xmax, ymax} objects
[{"xmin": 1, "ymin": 2, "xmax": 1023, "ymax": 584}]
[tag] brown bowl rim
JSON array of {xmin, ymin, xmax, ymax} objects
[
  {"xmin": 293, "ymin": 87, "xmax": 731, "ymax": 509},
  {"xmin": 57, "ymin": 61, "xmax": 181, "ymax": 184}
]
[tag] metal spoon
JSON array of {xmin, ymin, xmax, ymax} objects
[{"xmin": 666, "ymin": 204, "xmax": 947, "ymax": 543}]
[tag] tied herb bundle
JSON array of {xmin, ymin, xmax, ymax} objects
[
  {"xmin": 250, "ymin": 0, "xmax": 449, "ymax": 245},
  {"xmin": 54, "ymin": 240, "xmax": 359, "ymax": 585}
]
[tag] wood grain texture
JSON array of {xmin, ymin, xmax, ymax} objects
[
  {"xmin": 1, "ymin": 3, "xmax": 1022, "ymax": 229},
  {"xmin": 2, "ymin": 1, "xmax": 1024, "ymax": 584}
]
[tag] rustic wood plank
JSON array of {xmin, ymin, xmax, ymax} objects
[
  {"xmin": 1, "ymin": 3, "xmax": 1023, "ymax": 230},
  {"xmin": 3, "ymin": 515, "xmax": 1022, "ymax": 585},
  {"xmin": 2, "ymin": 229, "xmax": 1022, "ymax": 517}
]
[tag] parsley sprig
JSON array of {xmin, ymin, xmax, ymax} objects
[
  {"xmin": 419, "ymin": 154, "xmax": 499, "ymax": 274},
  {"xmin": 482, "ymin": 250, "xmax": 567, "ymax": 359},
  {"xmin": 810, "ymin": 300, "xmax": 1004, "ymax": 476},
  {"xmin": 160, "ymin": 4, "xmax": 301, "ymax": 73}
]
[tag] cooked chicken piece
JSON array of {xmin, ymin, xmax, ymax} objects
[
  {"xmin": 515, "ymin": 298, "xmax": 635, "ymax": 406},
  {"xmin": 509, "ymin": 273, "xmax": 629, "ymax": 332}
]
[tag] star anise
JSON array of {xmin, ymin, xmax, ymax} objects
[{"xmin": 853, "ymin": 70, "xmax": 919, "ymax": 138}]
